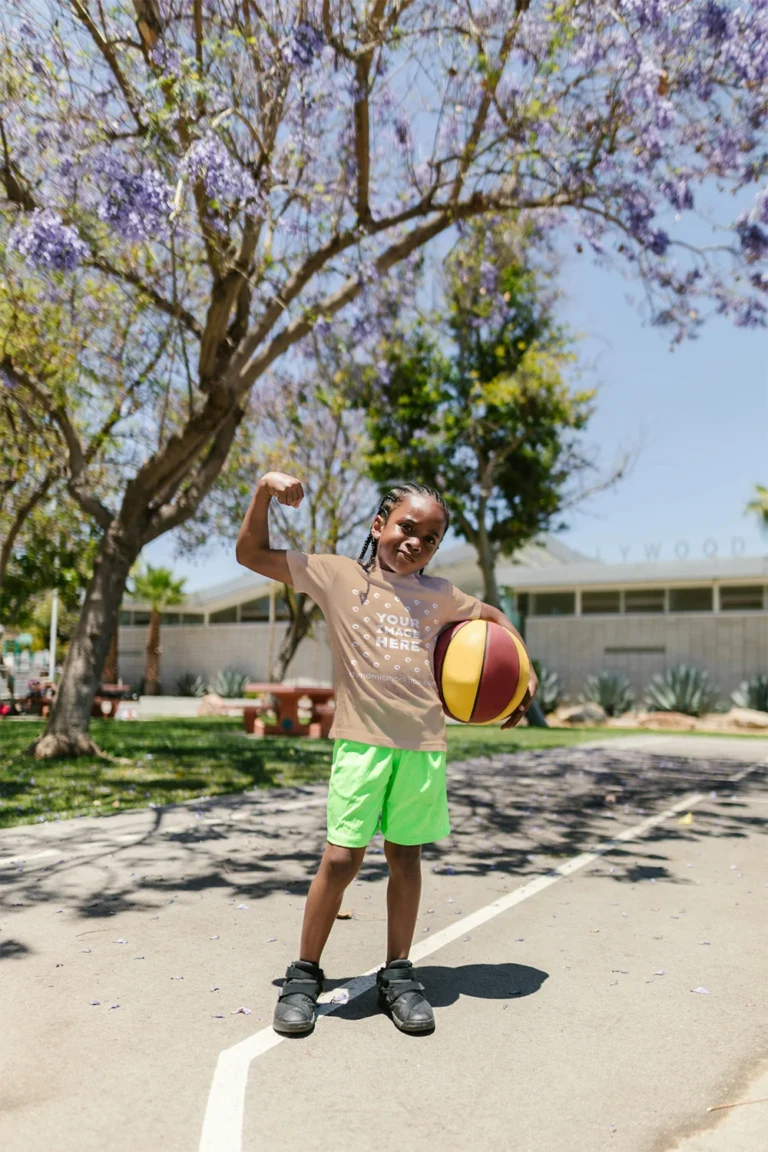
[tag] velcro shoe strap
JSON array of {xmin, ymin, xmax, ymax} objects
[{"xmin": 379, "ymin": 977, "xmax": 425, "ymax": 1001}]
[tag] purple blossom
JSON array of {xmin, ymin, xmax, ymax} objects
[
  {"xmin": 183, "ymin": 135, "xmax": 259, "ymax": 206},
  {"xmin": 699, "ymin": 2, "xmax": 731, "ymax": 44},
  {"xmin": 663, "ymin": 177, "xmax": 694, "ymax": 212},
  {"xmin": 285, "ymin": 23, "xmax": 323, "ymax": 71},
  {"xmin": 737, "ymin": 220, "xmax": 768, "ymax": 263},
  {"xmin": 98, "ymin": 163, "xmax": 172, "ymax": 240},
  {"xmin": 10, "ymin": 210, "xmax": 88, "ymax": 272}
]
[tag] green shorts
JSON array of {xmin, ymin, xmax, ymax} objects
[{"xmin": 327, "ymin": 739, "xmax": 450, "ymax": 849}]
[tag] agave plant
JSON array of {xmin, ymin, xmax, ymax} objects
[
  {"xmin": 645, "ymin": 664, "xmax": 718, "ymax": 717},
  {"xmin": 582, "ymin": 671, "xmax": 634, "ymax": 717},
  {"xmin": 531, "ymin": 660, "xmax": 562, "ymax": 714},
  {"xmin": 210, "ymin": 666, "xmax": 250, "ymax": 698},
  {"xmin": 731, "ymin": 673, "xmax": 768, "ymax": 713},
  {"xmin": 176, "ymin": 672, "xmax": 207, "ymax": 698}
]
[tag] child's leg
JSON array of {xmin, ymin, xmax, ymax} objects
[
  {"xmin": 383, "ymin": 841, "xmax": 422, "ymax": 962},
  {"xmin": 299, "ymin": 842, "xmax": 366, "ymax": 963}
]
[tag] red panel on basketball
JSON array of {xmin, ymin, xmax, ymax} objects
[{"xmin": 470, "ymin": 623, "xmax": 522, "ymax": 723}]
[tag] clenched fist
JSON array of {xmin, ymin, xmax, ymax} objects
[{"xmin": 258, "ymin": 471, "xmax": 305, "ymax": 508}]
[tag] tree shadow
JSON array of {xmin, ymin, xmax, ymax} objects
[
  {"xmin": 0, "ymin": 937, "xmax": 32, "ymax": 959},
  {"xmin": 1, "ymin": 745, "xmax": 766, "ymax": 927}
]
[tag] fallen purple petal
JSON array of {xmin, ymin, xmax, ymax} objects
[{"xmin": 232, "ymin": 1006, "xmax": 252, "ymax": 1014}]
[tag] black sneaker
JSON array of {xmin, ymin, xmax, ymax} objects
[
  {"xmin": 273, "ymin": 960, "xmax": 324, "ymax": 1035},
  {"xmin": 376, "ymin": 959, "xmax": 435, "ymax": 1033}
]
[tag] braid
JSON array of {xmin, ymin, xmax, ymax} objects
[{"xmin": 357, "ymin": 482, "xmax": 450, "ymax": 574}]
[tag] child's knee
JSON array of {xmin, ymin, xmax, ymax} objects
[
  {"xmin": 384, "ymin": 841, "xmax": 422, "ymax": 875},
  {"xmin": 323, "ymin": 843, "xmax": 363, "ymax": 885}
]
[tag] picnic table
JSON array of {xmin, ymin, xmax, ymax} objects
[{"xmin": 243, "ymin": 683, "xmax": 335, "ymax": 738}]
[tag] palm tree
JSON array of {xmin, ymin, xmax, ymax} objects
[
  {"xmin": 130, "ymin": 564, "xmax": 186, "ymax": 695},
  {"xmin": 746, "ymin": 484, "xmax": 768, "ymax": 531}
]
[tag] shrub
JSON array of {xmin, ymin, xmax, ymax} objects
[
  {"xmin": 531, "ymin": 659, "xmax": 562, "ymax": 713},
  {"xmin": 177, "ymin": 672, "xmax": 207, "ymax": 697},
  {"xmin": 731, "ymin": 673, "xmax": 768, "ymax": 713},
  {"xmin": 210, "ymin": 667, "xmax": 250, "ymax": 698},
  {"xmin": 582, "ymin": 671, "xmax": 634, "ymax": 717},
  {"xmin": 645, "ymin": 664, "xmax": 717, "ymax": 717}
]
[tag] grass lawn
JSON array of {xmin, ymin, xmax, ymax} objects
[{"xmin": 0, "ymin": 718, "xmax": 626, "ymax": 830}]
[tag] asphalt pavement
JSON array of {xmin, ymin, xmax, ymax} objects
[{"xmin": 1, "ymin": 733, "xmax": 767, "ymax": 1152}]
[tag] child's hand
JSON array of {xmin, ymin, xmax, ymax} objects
[
  {"xmin": 501, "ymin": 665, "xmax": 539, "ymax": 729},
  {"xmin": 258, "ymin": 471, "xmax": 304, "ymax": 508}
]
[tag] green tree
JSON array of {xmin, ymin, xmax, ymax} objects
[
  {"xmin": 363, "ymin": 221, "xmax": 617, "ymax": 608},
  {"xmin": 129, "ymin": 565, "xmax": 186, "ymax": 696},
  {"xmin": 746, "ymin": 485, "xmax": 768, "ymax": 532}
]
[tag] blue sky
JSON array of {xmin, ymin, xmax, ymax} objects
[{"xmin": 146, "ymin": 215, "xmax": 768, "ymax": 591}]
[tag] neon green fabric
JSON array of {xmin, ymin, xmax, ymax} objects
[{"xmin": 326, "ymin": 739, "xmax": 450, "ymax": 848}]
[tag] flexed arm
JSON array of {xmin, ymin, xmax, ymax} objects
[{"xmin": 235, "ymin": 472, "xmax": 304, "ymax": 583}]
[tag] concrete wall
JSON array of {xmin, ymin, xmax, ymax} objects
[
  {"xmin": 526, "ymin": 612, "xmax": 768, "ymax": 700},
  {"xmin": 117, "ymin": 621, "xmax": 333, "ymax": 691}
]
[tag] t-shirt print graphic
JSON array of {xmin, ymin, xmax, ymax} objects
[{"xmin": 346, "ymin": 587, "xmax": 443, "ymax": 683}]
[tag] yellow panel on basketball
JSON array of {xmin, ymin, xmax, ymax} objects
[{"xmin": 440, "ymin": 618, "xmax": 487, "ymax": 722}]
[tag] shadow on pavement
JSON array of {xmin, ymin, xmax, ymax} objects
[
  {"xmin": 1, "ymin": 746, "xmax": 766, "ymax": 927},
  {"xmin": 328, "ymin": 962, "xmax": 549, "ymax": 1023}
]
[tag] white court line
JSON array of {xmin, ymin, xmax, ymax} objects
[{"xmin": 199, "ymin": 769, "xmax": 768, "ymax": 1152}]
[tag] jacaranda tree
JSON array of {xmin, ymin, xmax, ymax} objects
[{"xmin": 0, "ymin": 0, "xmax": 766, "ymax": 755}]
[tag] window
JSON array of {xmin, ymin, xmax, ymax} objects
[
  {"xmin": 132, "ymin": 611, "xmax": 151, "ymax": 626},
  {"xmin": 119, "ymin": 610, "xmax": 133, "ymax": 625},
  {"xmin": 181, "ymin": 614, "xmax": 203, "ymax": 625},
  {"xmin": 160, "ymin": 612, "xmax": 180, "ymax": 625},
  {"xmin": 531, "ymin": 592, "xmax": 575, "ymax": 616},
  {"xmin": 668, "ymin": 587, "xmax": 712, "ymax": 613},
  {"xmin": 210, "ymin": 606, "xmax": 238, "ymax": 624},
  {"xmin": 720, "ymin": 585, "xmax": 765, "ymax": 611},
  {"xmin": 624, "ymin": 588, "xmax": 665, "ymax": 614},
  {"xmin": 582, "ymin": 590, "xmax": 621, "ymax": 614},
  {"xmin": 515, "ymin": 593, "xmax": 529, "ymax": 615},
  {"xmin": 240, "ymin": 598, "xmax": 270, "ymax": 622}
]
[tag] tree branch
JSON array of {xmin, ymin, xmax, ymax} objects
[
  {"xmin": 0, "ymin": 357, "xmax": 114, "ymax": 529},
  {"xmin": 141, "ymin": 405, "xmax": 245, "ymax": 543},
  {"xmin": 0, "ymin": 470, "xmax": 57, "ymax": 590}
]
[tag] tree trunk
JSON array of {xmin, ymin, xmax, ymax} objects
[
  {"xmin": 476, "ymin": 522, "xmax": 502, "ymax": 608},
  {"xmin": 27, "ymin": 522, "xmax": 140, "ymax": 758},
  {"xmin": 270, "ymin": 590, "xmax": 319, "ymax": 681},
  {"xmin": 103, "ymin": 625, "xmax": 119, "ymax": 685},
  {"xmin": 144, "ymin": 608, "xmax": 162, "ymax": 695}
]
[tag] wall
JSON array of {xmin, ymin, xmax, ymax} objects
[
  {"xmin": 117, "ymin": 621, "xmax": 333, "ymax": 690},
  {"xmin": 119, "ymin": 611, "xmax": 767, "ymax": 701},
  {"xmin": 526, "ymin": 612, "xmax": 768, "ymax": 699}
]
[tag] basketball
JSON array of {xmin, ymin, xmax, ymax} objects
[{"xmin": 433, "ymin": 619, "xmax": 531, "ymax": 725}]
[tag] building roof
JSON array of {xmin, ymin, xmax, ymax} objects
[
  {"xmin": 124, "ymin": 538, "xmax": 768, "ymax": 612},
  {"xmin": 497, "ymin": 553, "xmax": 768, "ymax": 590}
]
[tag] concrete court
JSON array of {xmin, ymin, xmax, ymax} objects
[{"xmin": 0, "ymin": 733, "xmax": 766, "ymax": 1152}]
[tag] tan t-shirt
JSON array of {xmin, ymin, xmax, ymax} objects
[{"xmin": 286, "ymin": 552, "xmax": 482, "ymax": 751}]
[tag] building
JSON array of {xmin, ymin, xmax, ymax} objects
[{"xmin": 118, "ymin": 539, "xmax": 768, "ymax": 700}]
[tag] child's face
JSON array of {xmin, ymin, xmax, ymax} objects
[{"xmin": 372, "ymin": 494, "xmax": 447, "ymax": 575}]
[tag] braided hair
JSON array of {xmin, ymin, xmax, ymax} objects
[{"xmin": 357, "ymin": 483, "xmax": 450, "ymax": 574}]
